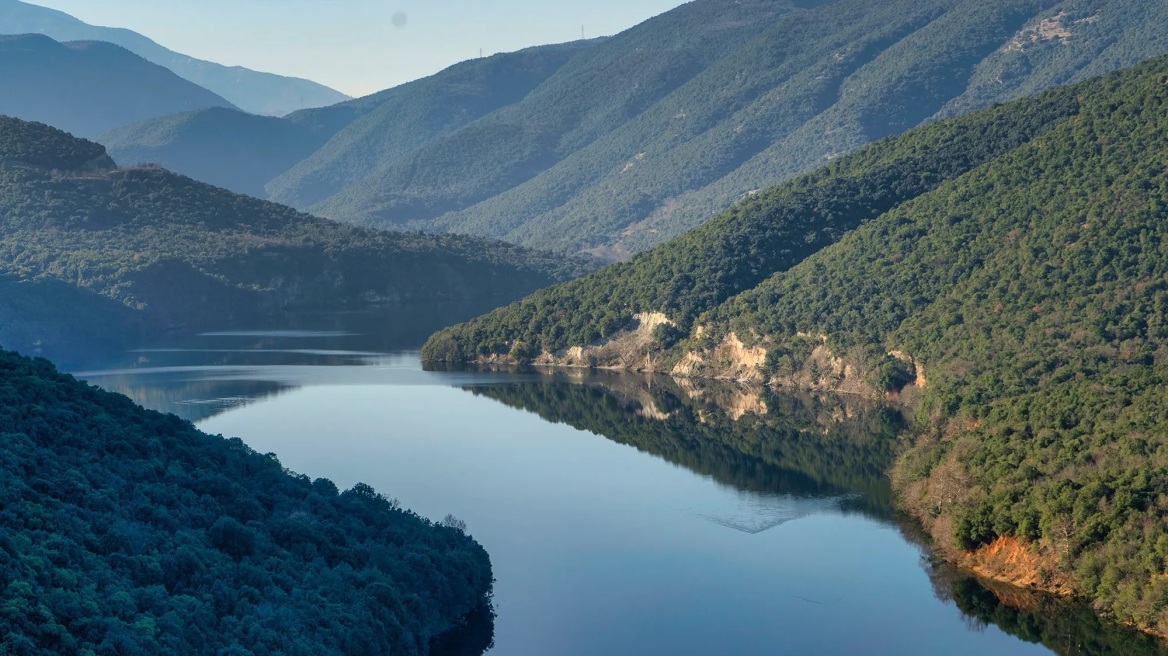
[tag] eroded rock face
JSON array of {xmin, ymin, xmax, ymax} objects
[
  {"xmin": 672, "ymin": 332, "xmax": 769, "ymax": 383},
  {"xmin": 532, "ymin": 312, "xmax": 676, "ymax": 369},
  {"xmin": 963, "ymin": 537, "xmax": 1072, "ymax": 597},
  {"xmin": 487, "ymin": 313, "xmax": 926, "ymax": 405}
]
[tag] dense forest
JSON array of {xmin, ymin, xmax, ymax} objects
[
  {"xmin": 0, "ymin": 34, "xmax": 235, "ymax": 139},
  {"xmin": 422, "ymin": 81, "xmax": 1084, "ymax": 362},
  {"xmin": 0, "ymin": 117, "xmax": 595, "ymax": 365},
  {"xmin": 425, "ymin": 57, "xmax": 1168, "ymax": 634},
  {"xmin": 0, "ymin": 348, "xmax": 493, "ymax": 654}
]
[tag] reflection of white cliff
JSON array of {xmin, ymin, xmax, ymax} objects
[{"xmin": 697, "ymin": 493, "xmax": 852, "ymax": 535}]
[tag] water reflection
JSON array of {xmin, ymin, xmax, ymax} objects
[
  {"xmin": 463, "ymin": 373, "xmax": 1167, "ymax": 655},
  {"xmin": 71, "ymin": 311, "xmax": 1168, "ymax": 655},
  {"xmin": 927, "ymin": 561, "xmax": 1168, "ymax": 656},
  {"xmin": 71, "ymin": 301, "xmax": 509, "ymax": 421},
  {"xmin": 465, "ymin": 374, "xmax": 901, "ymax": 520}
]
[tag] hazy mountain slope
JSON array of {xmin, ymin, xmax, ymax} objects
[
  {"xmin": 309, "ymin": 0, "xmax": 792, "ymax": 226},
  {"xmin": 0, "ymin": 117, "xmax": 595, "ymax": 363},
  {"xmin": 427, "ymin": 57, "xmax": 1168, "ymax": 635},
  {"xmin": 101, "ymin": 107, "xmax": 341, "ymax": 197},
  {"xmin": 308, "ymin": 0, "xmax": 1168, "ymax": 258},
  {"xmin": 100, "ymin": 42, "xmax": 594, "ymax": 203},
  {"xmin": 265, "ymin": 41, "xmax": 597, "ymax": 209},
  {"xmin": 0, "ymin": 0, "xmax": 349, "ymax": 115},
  {"xmin": 439, "ymin": 0, "xmax": 1168, "ymax": 255},
  {"xmin": 0, "ymin": 34, "xmax": 235, "ymax": 138}
]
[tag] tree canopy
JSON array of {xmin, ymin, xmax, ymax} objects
[{"xmin": 0, "ymin": 348, "xmax": 494, "ymax": 654}]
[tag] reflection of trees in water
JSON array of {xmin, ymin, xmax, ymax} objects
[
  {"xmin": 926, "ymin": 559, "xmax": 1168, "ymax": 656},
  {"xmin": 68, "ymin": 301, "xmax": 510, "ymax": 422},
  {"xmin": 429, "ymin": 601, "xmax": 495, "ymax": 656},
  {"xmin": 465, "ymin": 374, "xmax": 904, "ymax": 520},
  {"xmin": 87, "ymin": 376, "xmax": 294, "ymax": 423},
  {"xmin": 470, "ymin": 373, "xmax": 1168, "ymax": 651}
]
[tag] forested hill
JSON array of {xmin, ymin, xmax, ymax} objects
[
  {"xmin": 0, "ymin": 347, "xmax": 493, "ymax": 654},
  {"xmin": 0, "ymin": 0, "xmax": 350, "ymax": 115},
  {"xmin": 102, "ymin": 41, "xmax": 597, "ymax": 200},
  {"xmin": 0, "ymin": 117, "xmax": 595, "ymax": 366},
  {"xmin": 0, "ymin": 34, "xmax": 235, "ymax": 138},
  {"xmin": 426, "ymin": 57, "xmax": 1168, "ymax": 634},
  {"xmin": 100, "ymin": 0, "xmax": 1168, "ymax": 258}
]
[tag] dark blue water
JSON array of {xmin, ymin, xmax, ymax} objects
[{"xmin": 75, "ymin": 307, "xmax": 1166, "ymax": 656}]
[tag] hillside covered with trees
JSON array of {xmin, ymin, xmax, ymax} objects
[
  {"xmin": 100, "ymin": 0, "xmax": 1168, "ymax": 258},
  {"xmin": 0, "ymin": 347, "xmax": 493, "ymax": 654},
  {"xmin": 102, "ymin": 41, "xmax": 596, "ymax": 201},
  {"xmin": 0, "ymin": 117, "xmax": 594, "ymax": 366},
  {"xmin": 425, "ymin": 57, "xmax": 1168, "ymax": 635}
]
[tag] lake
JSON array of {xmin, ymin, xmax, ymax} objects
[{"xmin": 73, "ymin": 305, "xmax": 1166, "ymax": 656}]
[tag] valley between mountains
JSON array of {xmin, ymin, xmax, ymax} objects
[{"xmin": 6, "ymin": 0, "xmax": 1168, "ymax": 651}]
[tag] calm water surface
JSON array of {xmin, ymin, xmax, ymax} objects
[{"xmin": 74, "ymin": 306, "xmax": 1166, "ymax": 656}]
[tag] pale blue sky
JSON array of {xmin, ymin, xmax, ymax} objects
[{"xmin": 30, "ymin": 0, "xmax": 689, "ymax": 97}]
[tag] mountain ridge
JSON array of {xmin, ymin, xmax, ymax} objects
[
  {"xmin": 0, "ymin": 0, "xmax": 349, "ymax": 115},
  {"xmin": 91, "ymin": 0, "xmax": 1168, "ymax": 259},
  {"xmin": 102, "ymin": 41, "xmax": 598, "ymax": 201},
  {"xmin": 0, "ymin": 33, "xmax": 236, "ymax": 138}
]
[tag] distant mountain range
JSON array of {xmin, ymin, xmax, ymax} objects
[
  {"xmin": 0, "ymin": 116, "xmax": 595, "ymax": 367},
  {"xmin": 103, "ymin": 42, "xmax": 595, "ymax": 199},
  {"xmin": 0, "ymin": 0, "xmax": 349, "ymax": 116},
  {"xmin": 0, "ymin": 33, "xmax": 236, "ymax": 138},
  {"xmin": 101, "ymin": 0, "xmax": 1168, "ymax": 258}
]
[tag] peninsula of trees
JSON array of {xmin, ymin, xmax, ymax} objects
[{"xmin": 0, "ymin": 347, "xmax": 493, "ymax": 654}]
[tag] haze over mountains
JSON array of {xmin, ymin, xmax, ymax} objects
[
  {"xmin": 0, "ymin": 117, "xmax": 593, "ymax": 367},
  {"xmin": 7, "ymin": 0, "xmax": 1168, "ymax": 647},
  {"xmin": 104, "ymin": 42, "xmax": 596, "ymax": 199},
  {"xmin": 0, "ymin": 0, "xmax": 349, "ymax": 116},
  {"xmin": 0, "ymin": 33, "xmax": 236, "ymax": 139},
  {"xmin": 101, "ymin": 0, "xmax": 1168, "ymax": 259}
]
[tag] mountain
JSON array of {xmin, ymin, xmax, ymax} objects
[
  {"xmin": 0, "ymin": 117, "xmax": 596, "ymax": 367},
  {"xmin": 103, "ymin": 41, "xmax": 596, "ymax": 200},
  {"xmin": 0, "ymin": 347, "xmax": 493, "ymax": 654},
  {"xmin": 0, "ymin": 0, "xmax": 349, "ymax": 115},
  {"xmin": 424, "ymin": 57, "xmax": 1168, "ymax": 634},
  {"xmin": 100, "ymin": 107, "xmax": 340, "ymax": 198},
  {"xmin": 97, "ymin": 0, "xmax": 1168, "ymax": 258},
  {"xmin": 265, "ymin": 41, "xmax": 599, "ymax": 210},
  {"xmin": 306, "ymin": 0, "xmax": 1168, "ymax": 257},
  {"xmin": 0, "ymin": 33, "xmax": 235, "ymax": 138}
]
